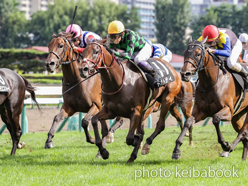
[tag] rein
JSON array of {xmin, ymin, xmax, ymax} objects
[{"xmin": 82, "ymin": 42, "xmax": 125, "ymax": 95}]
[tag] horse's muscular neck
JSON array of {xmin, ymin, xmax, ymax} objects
[
  {"xmin": 100, "ymin": 51, "xmax": 124, "ymax": 93},
  {"xmin": 198, "ymin": 52, "xmax": 219, "ymax": 89}
]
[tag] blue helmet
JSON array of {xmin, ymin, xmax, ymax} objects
[{"xmin": 145, "ymin": 38, "xmax": 153, "ymax": 47}]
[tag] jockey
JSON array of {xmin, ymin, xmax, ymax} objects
[
  {"xmin": 198, "ymin": 25, "xmax": 248, "ymax": 78},
  {"xmin": 66, "ymin": 24, "xmax": 101, "ymax": 53},
  {"xmin": 239, "ymin": 33, "xmax": 248, "ymax": 63},
  {"xmin": 145, "ymin": 38, "xmax": 172, "ymax": 62},
  {"xmin": 107, "ymin": 20, "xmax": 159, "ymax": 84}
]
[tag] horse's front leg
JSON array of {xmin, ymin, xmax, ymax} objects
[
  {"xmin": 45, "ymin": 105, "xmax": 73, "ymax": 149},
  {"xmin": 81, "ymin": 104, "xmax": 100, "ymax": 144},
  {"xmin": 212, "ymin": 106, "xmax": 232, "ymax": 153},
  {"xmin": 172, "ymin": 106, "xmax": 205, "ymax": 159},
  {"xmin": 91, "ymin": 106, "xmax": 115, "ymax": 160}
]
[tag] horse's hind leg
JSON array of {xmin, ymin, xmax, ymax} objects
[
  {"xmin": 223, "ymin": 113, "xmax": 248, "ymax": 159},
  {"xmin": 142, "ymin": 95, "xmax": 173, "ymax": 155},
  {"xmin": 106, "ymin": 117, "xmax": 124, "ymax": 143},
  {"xmin": 3, "ymin": 108, "xmax": 22, "ymax": 155},
  {"xmin": 45, "ymin": 105, "xmax": 73, "ymax": 149}
]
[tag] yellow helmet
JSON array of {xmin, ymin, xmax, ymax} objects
[{"xmin": 108, "ymin": 20, "xmax": 125, "ymax": 34}]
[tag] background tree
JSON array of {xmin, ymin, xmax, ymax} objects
[
  {"xmin": 0, "ymin": 0, "xmax": 29, "ymax": 48},
  {"xmin": 155, "ymin": 0, "xmax": 191, "ymax": 55},
  {"xmin": 191, "ymin": 4, "xmax": 245, "ymax": 40}
]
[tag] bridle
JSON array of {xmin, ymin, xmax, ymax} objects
[
  {"xmin": 81, "ymin": 42, "xmax": 125, "ymax": 95},
  {"xmin": 184, "ymin": 40, "xmax": 221, "ymax": 93},
  {"xmin": 49, "ymin": 36, "xmax": 77, "ymax": 68}
]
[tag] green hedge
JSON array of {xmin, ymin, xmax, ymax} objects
[{"xmin": 0, "ymin": 49, "xmax": 48, "ymax": 73}]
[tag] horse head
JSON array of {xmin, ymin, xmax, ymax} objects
[
  {"xmin": 78, "ymin": 39, "xmax": 115, "ymax": 78},
  {"xmin": 181, "ymin": 37, "xmax": 208, "ymax": 82},
  {"xmin": 45, "ymin": 32, "xmax": 76, "ymax": 73}
]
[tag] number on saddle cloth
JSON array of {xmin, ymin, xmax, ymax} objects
[
  {"xmin": 0, "ymin": 75, "xmax": 11, "ymax": 92},
  {"xmin": 147, "ymin": 58, "xmax": 175, "ymax": 87}
]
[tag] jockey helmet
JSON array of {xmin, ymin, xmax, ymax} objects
[
  {"xmin": 66, "ymin": 24, "xmax": 82, "ymax": 38},
  {"xmin": 239, "ymin": 33, "xmax": 248, "ymax": 43},
  {"xmin": 202, "ymin": 25, "xmax": 219, "ymax": 42},
  {"xmin": 108, "ymin": 20, "xmax": 125, "ymax": 35}
]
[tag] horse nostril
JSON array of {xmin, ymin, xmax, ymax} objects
[
  {"xmin": 185, "ymin": 72, "xmax": 192, "ymax": 77},
  {"xmin": 50, "ymin": 62, "xmax": 55, "ymax": 66},
  {"xmin": 83, "ymin": 67, "xmax": 89, "ymax": 72}
]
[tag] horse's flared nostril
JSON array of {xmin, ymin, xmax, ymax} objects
[
  {"xmin": 50, "ymin": 62, "xmax": 55, "ymax": 66},
  {"xmin": 83, "ymin": 67, "xmax": 89, "ymax": 72}
]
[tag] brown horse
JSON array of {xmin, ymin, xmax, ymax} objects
[
  {"xmin": 77, "ymin": 39, "xmax": 184, "ymax": 163},
  {"xmin": 0, "ymin": 68, "xmax": 40, "ymax": 155},
  {"xmin": 172, "ymin": 38, "xmax": 248, "ymax": 160},
  {"xmin": 45, "ymin": 32, "xmax": 123, "ymax": 150}
]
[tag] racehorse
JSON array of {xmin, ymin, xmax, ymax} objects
[
  {"xmin": 0, "ymin": 68, "xmax": 40, "ymax": 155},
  {"xmin": 77, "ymin": 39, "xmax": 184, "ymax": 163},
  {"xmin": 45, "ymin": 32, "xmax": 123, "ymax": 150},
  {"xmin": 172, "ymin": 37, "xmax": 248, "ymax": 160}
]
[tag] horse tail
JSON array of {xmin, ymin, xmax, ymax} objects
[{"xmin": 20, "ymin": 75, "xmax": 41, "ymax": 111}]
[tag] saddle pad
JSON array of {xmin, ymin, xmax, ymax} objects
[
  {"xmin": 147, "ymin": 58, "xmax": 175, "ymax": 87},
  {"xmin": 0, "ymin": 75, "xmax": 11, "ymax": 92}
]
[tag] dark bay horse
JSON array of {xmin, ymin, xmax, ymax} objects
[
  {"xmin": 45, "ymin": 32, "xmax": 122, "ymax": 149},
  {"xmin": 0, "ymin": 68, "xmax": 40, "ymax": 155},
  {"xmin": 172, "ymin": 38, "xmax": 248, "ymax": 160},
  {"xmin": 78, "ymin": 39, "xmax": 183, "ymax": 163}
]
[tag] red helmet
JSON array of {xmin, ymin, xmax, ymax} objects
[{"xmin": 202, "ymin": 25, "xmax": 219, "ymax": 42}]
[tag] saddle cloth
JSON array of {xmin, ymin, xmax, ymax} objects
[
  {"xmin": 147, "ymin": 58, "xmax": 175, "ymax": 87},
  {"xmin": 0, "ymin": 75, "xmax": 11, "ymax": 92}
]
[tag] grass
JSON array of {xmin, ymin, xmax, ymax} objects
[{"xmin": 0, "ymin": 125, "xmax": 247, "ymax": 186}]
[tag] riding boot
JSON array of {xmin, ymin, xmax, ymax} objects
[{"xmin": 138, "ymin": 61, "xmax": 160, "ymax": 86}]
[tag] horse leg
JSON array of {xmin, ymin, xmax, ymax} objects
[
  {"xmin": 141, "ymin": 95, "xmax": 173, "ymax": 155},
  {"xmin": 172, "ymin": 106, "xmax": 205, "ymax": 159},
  {"xmin": 95, "ymin": 120, "xmax": 109, "ymax": 158},
  {"xmin": 106, "ymin": 116, "xmax": 124, "ymax": 143},
  {"xmin": 212, "ymin": 106, "xmax": 232, "ymax": 152},
  {"xmin": 223, "ymin": 114, "xmax": 248, "ymax": 158},
  {"xmin": 91, "ymin": 106, "xmax": 115, "ymax": 160},
  {"xmin": 181, "ymin": 102, "xmax": 194, "ymax": 146},
  {"xmin": 5, "ymin": 105, "xmax": 22, "ymax": 155},
  {"xmin": 242, "ymin": 135, "xmax": 248, "ymax": 161},
  {"xmin": 127, "ymin": 121, "xmax": 144, "ymax": 163},
  {"xmin": 81, "ymin": 104, "xmax": 100, "ymax": 144},
  {"xmin": 45, "ymin": 105, "xmax": 73, "ymax": 149},
  {"xmin": 126, "ymin": 109, "xmax": 142, "ymax": 147}
]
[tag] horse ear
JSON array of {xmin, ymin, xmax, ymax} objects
[
  {"xmin": 189, "ymin": 36, "xmax": 192, "ymax": 43},
  {"xmin": 202, "ymin": 36, "xmax": 208, "ymax": 44},
  {"xmin": 52, "ymin": 34, "xmax": 56, "ymax": 38}
]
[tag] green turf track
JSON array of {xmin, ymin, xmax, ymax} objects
[{"xmin": 0, "ymin": 125, "xmax": 247, "ymax": 186}]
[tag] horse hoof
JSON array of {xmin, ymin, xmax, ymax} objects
[
  {"xmin": 101, "ymin": 149, "xmax": 109, "ymax": 160},
  {"xmin": 45, "ymin": 142, "xmax": 53, "ymax": 149},
  {"xmin": 185, "ymin": 132, "xmax": 189, "ymax": 137},
  {"xmin": 106, "ymin": 132, "xmax": 114, "ymax": 143},
  {"xmin": 126, "ymin": 158, "xmax": 134, "ymax": 164},
  {"xmin": 141, "ymin": 148, "xmax": 150, "ymax": 155},
  {"xmin": 172, "ymin": 152, "xmax": 181, "ymax": 159},
  {"xmin": 220, "ymin": 151, "xmax": 230, "ymax": 158}
]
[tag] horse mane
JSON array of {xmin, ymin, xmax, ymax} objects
[{"xmin": 52, "ymin": 32, "xmax": 72, "ymax": 38}]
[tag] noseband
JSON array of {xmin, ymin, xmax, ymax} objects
[
  {"xmin": 81, "ymin": 42, "xmax": 125, "ymax": 95},
  {"xmin": 81, "ymin": 42, "xmax": 116, "ymax": 72},
  {"xmin": 184, "ymin": 41, "xmax": 206, "ymax": 72},
  {"xmin": 49, "ymin": 36, "xmax": 77, "ymax": 67}
]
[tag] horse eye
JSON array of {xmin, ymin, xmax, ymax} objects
[
  {"xmin": 197, "ymin": 53, "xmax": 201, "ymax": 57},
  {"xmin": 59, "ymin": 44, "xmax": 63, "ymax": 48}
]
